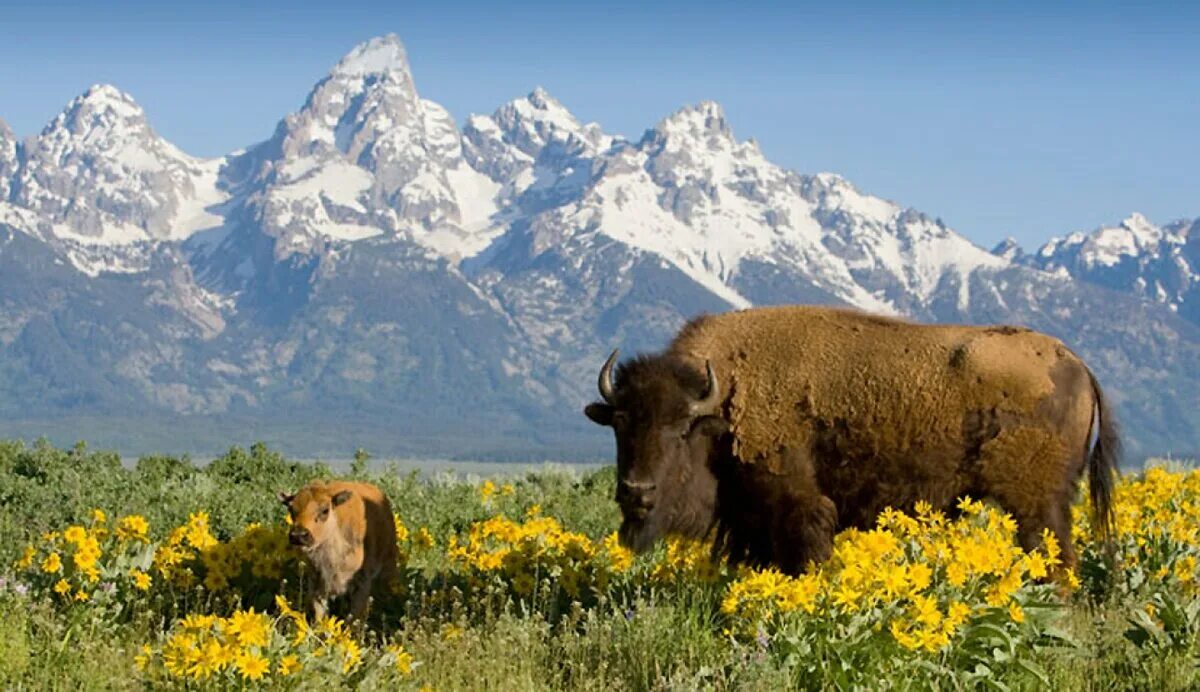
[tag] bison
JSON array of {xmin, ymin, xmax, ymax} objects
[
  {"xmin": 278, "ymin": 480, "xmax": 399, "ymax": 621},
  {"xmin": 584, "ymin": 305, "xmax": 1119, "ymax": 575}
]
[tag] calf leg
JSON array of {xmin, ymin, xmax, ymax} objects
[
  {"xmin": 348, "ymin": 574, "xmax": 374, "ymax": 621},
  {"xmin": 311, "ymin": 593, "xmax": 329, "ymax": 623}
]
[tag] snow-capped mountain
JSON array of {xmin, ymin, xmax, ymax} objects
[
  {"xmin": 0, "ymin": 119, "xmax": 16, "ymax": 200},
  {"xmin": 1014, "ymin": 214, "xmax": 1200, "ymax": 324},
  {"xmin": 11, "ymin": 85, "xmax": 227, "ymax": 246},
  {"xmin": 0, "ymin": 34, "xmax": 1197, "ymax": 460},
  {"xmin": 228, "ymin": 35, "xmax": 503, "ymax": 261}
]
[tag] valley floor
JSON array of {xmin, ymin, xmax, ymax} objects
[{"xmin": 0, "ymin": 441, "xmax": 1197, "ymax": 690}]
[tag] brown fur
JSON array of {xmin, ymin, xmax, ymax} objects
[
  {"xmin": 279, "ymin": 480, "xmax": 399, "ymax": 621},
  {"xmin": 586, "ymin": 305, "xmax": 1120, "ymax": 577}
]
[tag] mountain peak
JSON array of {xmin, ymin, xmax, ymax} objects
[
  {"xmin": 652, "ymin": 101, "xmax": 733, "ymax": 144},
  {"xmin": 1121, "ymin": 212, "xmax": 1155, "ymax": 232},
  {"xmin": 991, "ymin": 237, "xmax": 1025, "ymax": 262},
  {"xmin": 330, "ymin": 34, "xmax": 411, "ymax": 78},
  {"xmin": 527, "ymin": 86, "xmax": 558, "ymax": 109},
  {"xmin": 468, "ymin": 87, "xmax": 612, "ymax": 166},
  {"xmin": 79, "ymin": 84, "xmax": 142, "ymax": 112},
  {"xmin": 507, "ymin": 87, "xmax": 581, "ymax": 132},
  {"xmin": 51, "ymin": 84, "xmax": 147, "ymax": 132}
]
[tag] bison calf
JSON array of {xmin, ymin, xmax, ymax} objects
[{"xmin": 278, "ymin": 480, "xmax": 399, "ymax": 621}]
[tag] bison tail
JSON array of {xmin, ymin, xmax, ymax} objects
[{"xmin": 1085, "ymin": 366, "xmax": 1121, "ymax": 548}]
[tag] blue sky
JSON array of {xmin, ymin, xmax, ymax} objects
[{"xmin": 1, "ymin": 0, "xmax": 1196, "ymax": 249}]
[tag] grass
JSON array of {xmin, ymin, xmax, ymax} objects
[{"xmin": 1, "ymin": 440, "xmax": 1199, "ymax": 690}]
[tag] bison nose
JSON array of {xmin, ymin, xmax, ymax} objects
[
  {"xmin": 288, "ymin": 529, "xmax": 312, "ymax": 547},
  {"xmin": 617, "ymin": 480, "xmax": 657, "ymax": 515}
]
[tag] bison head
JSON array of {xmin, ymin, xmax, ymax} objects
[
  {"xmin": 278, "ymin": 484, "xmax": 353, "ymax": 551},
  {"xmin": 584, "ymin": 349, "xmax": 729, "ymax": 553}
]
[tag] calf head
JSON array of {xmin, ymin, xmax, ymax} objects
[
  {"xmin": 584, "ymin": 350, "xmax": 729, "ymax": 553},
  {"xmin": 278, "ymin": 484, "xmax": 353, "ymax": 552}
]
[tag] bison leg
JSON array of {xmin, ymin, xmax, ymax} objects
[
  {"xmin": 774, "ymin": 494, "xmax": 837, "ymax": 575},
  {"xmin": 977, "ymin": 427, "xmax": 1080, "ymax": 584},
  {"xmin": 764, "ymin": 448, "xmax": 838, "ymax": 575},
  {"xmin": 1014, "ymin": 495, "xmax": 1078, "ymax": 577}
]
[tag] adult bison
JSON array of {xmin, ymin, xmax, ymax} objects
[{"xmin": 584, "ymin": 305, "xmax": 1119, "ymax": 575}]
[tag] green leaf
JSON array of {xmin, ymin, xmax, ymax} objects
[{"xmin": 1016, "ymin": 658, "xmax": 1051, "ymax": 686}]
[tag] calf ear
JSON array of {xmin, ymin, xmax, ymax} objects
[
  {"xmin": 331, "ymin": 490, "xmax": 353, "ymax": 507},
  {"xmin": 691, "ymin": 415, "xmax": 729, "ymax": 438},
  {"xmin": 584, "ymin": 403, "xmax": 615, "ymax": 426},
  {"xmin": 277, "ymin": 492, "xmax": 294, "ymax": 506}
]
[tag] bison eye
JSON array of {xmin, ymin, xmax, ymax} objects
[{"xmin": 318, "ymin": 506, "xmax": 330, "ymax": 520}]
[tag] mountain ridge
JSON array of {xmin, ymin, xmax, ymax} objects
[{"xmin": 0, "ymin": 35, "xmax": 1195, "ymax": 462}]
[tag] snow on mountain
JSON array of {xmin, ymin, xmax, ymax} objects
[
  {"xmin": 463, "ymin": 87, "xmax": 615, "ymax": 177},
  {"xmin": 470, "ymin": 99, "xmax": 1007, "ymax": 316},
  {"xmin": 798, "ymin": 172, "xmax": 1009, "ymax": 312},
  {"xmin": 1, "ymin": 35, "xmax": 1006, "ymax": 314},
  {"xmin": 991, "ymin": 237, "xmax": 1025, "ymax": 263},
  {"xmin": 242, "ymin": 34, "xmax": 502, "ymax": 261},
  {"xmin": 1037, "ymin": 213, "xmax": 1177, "ymax": 269},
  {"xmin": 462, "ymin": 87, "xmax": 616, "ymax": 221},
  {"xmin": 0, "ymin": 119, "xmax": 16, "ymax": 200},
  {"xmin": 12, "ymin": 85, "xmax": 228, "ymax": 250},
  {"xmin": 1023, "ymin": 213, "xmax": 1200, "ymax": 319},
  {"xmin": 3, "ymin": 34, "xmax": 1199, "ymax": 458}
]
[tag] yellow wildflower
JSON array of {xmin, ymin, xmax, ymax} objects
[
  {"xmin": 890, "ymin": 621, "xmax": 920, "ymax": 650},
  {"xmin": 225, "ymin": 608, "xmax": 271, "ymax": 648},
  {"xmin": 387, "ymin": 643, "xmax": 415, "ymax": 675},
  {"xmin": 1024, "ymin": 552, "xmax": 1048, "ymax": 580},
  {"xmin": 15, "ymin": 544, "xmax": 35, "ymax": 570},
  {"xmin": 905, "ymin": 562, "xmax": 933, "ymax": 593},
  {"xmin": 1175, "ymin": 555, "xmax": 1197, "ymax": 584},
  {"xmin": 234, "ymin": 651, "xmax": 270, "ymax": 681},
  {"xmin": 41, "ymin": 552, "xmax": 62, "ymax": 574},
  {"xmin": 911, "ymin": 594, "xmax": 942, "ymax": 627},
  {"xmin": 278, "ymin": 654, "xmax": 301, "ymax": 676},
  {"xmin": 956, "ymin": 496, "xmax": 983, "ymax": 515},
  {"xmin": 414, "ymin": 527, "xmax": 436, "ymax": 549},
  {"xmin": 116, "ymin": 515, "xmax": 151, "ymax": 543},
  {"xmin": 130, "ymin": 569, "xmax": 152, "ymax": 591},
  {"xmin": 134, "ymin": 644, "xmax": 153, "ymax": 672}
]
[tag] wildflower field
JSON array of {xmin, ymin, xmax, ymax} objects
[{"xmin": 2, "ymin": 442, "xmax": 1200, "ymax": 689}]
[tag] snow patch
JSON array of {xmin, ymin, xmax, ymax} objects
[
  {"xmin": 172, "ymin": 158, "xmax": 229, "ymax": 238},
  {"xmin": 331, "ymin": 34, "xmax": 410, "ymax": 77},
  {"xmin": 445, "ymin": 162, "xmax": 501, "ymax": 233}
]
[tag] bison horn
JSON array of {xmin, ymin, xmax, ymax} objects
[
  {"xmin": 598, "ymin": 349, "xmax": 619, "ymax": 404},
  {"xmin": 689, "ymin": 360, "xmax": 721, "ymax": 416}
]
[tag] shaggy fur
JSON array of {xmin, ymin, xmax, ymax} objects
[
  {"xmin": 279, "ymin": 480, "xmax": 399, "ymax": 621},
  {"xmin": 585, "ymin": 356, "xmax": 727, "ymax": 553},
  {"xmin": 586, "ymin": 305, "xmax": 1120, "ymax": 576}
]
